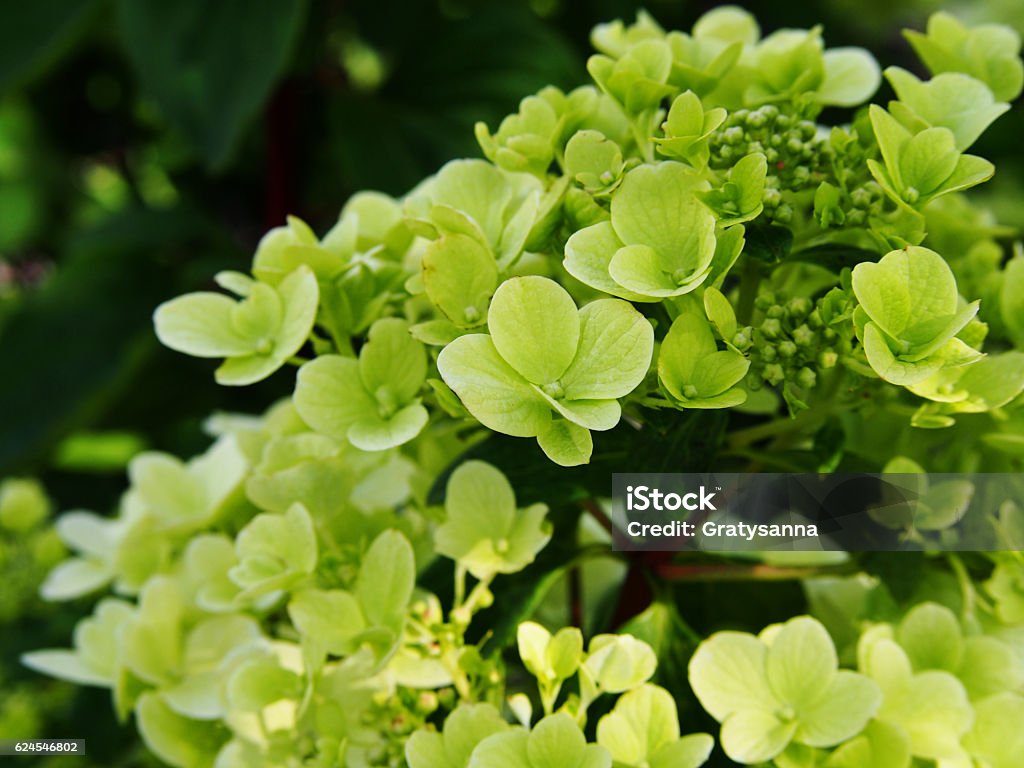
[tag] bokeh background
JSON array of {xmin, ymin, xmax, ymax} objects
[{"xmin": 1, "ymin": 0, "xmax": 1021, "ymax": 764}]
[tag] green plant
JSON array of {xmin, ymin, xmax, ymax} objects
[{"xmin": 21, "ymin": 6, "xmax": 1024, "ymax": 767}]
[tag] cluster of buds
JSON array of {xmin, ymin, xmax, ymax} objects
[
  {"xmin": 741, "ymin": 288, "xmax": 853, "ymax": 407},
  {"xmin": 708, "ymin": 106, "xmax": 829, "ymax": 207}
]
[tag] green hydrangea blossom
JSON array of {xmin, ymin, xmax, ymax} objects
[
  {"xmin": 564, "ymin": 163, "xmax": 716, "ymax": 300},
  {"xmin": 852, "ymin": 246, "xmax": 980, "ymax": 385},
  {"xmin": 867, "ymin": 105, "xmax": 994, "ymax": 210},
  {"xmin": 689, "ymin": 616, "xmax": 881, "ymax": 764},
  {"xmin": 435, "ymin": 461, "xmax": 551, "ymax": 581},
  {"xmin": 294, "ymin": 318, "xmax": 428, "ymax": 451},
  {"xmin": 438, "ymin": 276, "xmax": 653, "ymax": 466},
  {"xmin": 904, "ymin": 11, "xmax": 1024, "ymax": 102},
  {"xmin": 469, "ymin": 712, "xmax": 610, "ymax": 768},
  {"xmin": 155, "ymin": 265, "xmax": 319, "ymax": 385},
  {"xmin": 596, "ymin": 684, "xmax": 713, "ymax": 768},
  {"xmin": 659, "ymin": 311, "xmax": 750, "ymax": 409}
]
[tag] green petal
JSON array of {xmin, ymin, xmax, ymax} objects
[
  {"xmin": 348, "ymin": 403, "xmax": 428, "ymax": 451},
  {"xmin": 765, "ymin": 617, "xmax": 839, "ymax": 711},
  {"xmin": 467, "ymin": 731, "xmax": 530, "ymax": 768},
  {"xmin": 534, "ymin": 389, "xmax": 621, "ymax": 431},
  {"xmin": 154, "ymin": 293, "xmax": 257, "ymax": 358},
  {"xmin": 896, "ymin": 602, "xmax": 963, "ymax": 672},
  {"xmin": 862, "ymin": 322, "xmax": 943, "ymax": 385},
  {"xmin": 794, "ymin": 670, "xmax": 881, "ymax": 747},
  {"xmin": 136, "ymin": 693, "xmax": 226, "ymax": 768},
  {"xmin": 560, "ymin": 299, "xmax": 654, "ymax": 401},
  {"xmin": 650, "ymin": 734, "xmax": 714, "ymax": 768},
  {"xmin": 658, "ymin": 314, "xmax": 718, "ymax": 399},
  {"xmin": 357, "ymin": 530, "xmax": 415, "ymax": 634},
  {"xmin": 438, "ymin": 334, "xmax": 552, "ymax": 438},
  {"xmin": 611, "ymin": 163, "xmax": 709, "ymax": 257},
  {"xmin": 288, "ymin": 589, "xmax": 365, "ymax": 656},
  {"xmin": 596, "ymin": 684, "xmax": 680, "ymax": 765},
  {"xmin": 359, "ymin": 318, "xmax": 427, "ymax": 406},
  {"xmin": 272, "ymin": 265, "xmax": 320, "ymax": 362},
  {"xmin": 423, "ymin": 234, "xmax": 499, "ymax": 328},
  {"xmin": 689, "ymin": 631, "xmax": 778, "ymax": 721},
  {"xmin": 720, "ymin": 710, "xmax": 796, "ymax": 764},
  {"xmin": 488, "ymin": 276, "xmax": 580, "ymax": 384},
  {"xmin": 690, "ymin": 350, "xmax": 749, "ymax": 398},
  {"xmin": 817, "ymin": 48, "xmax": 881, "ymax": 106},
  {"xmin": 231, "ymin": 282, "xmax": 281, "ymax": 340},
  {"xmin": 564, "ymin": 221, "xmax": 651, "ymax": 302},
  {"xmin": 294, "ymin": 356, "xmax": 377, "ymax": 442},
  {"xmin": 536, "ymin": 420, "xmax": 593, "ymax": 466}
]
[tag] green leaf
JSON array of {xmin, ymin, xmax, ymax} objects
[
  {"xmin": 357, "ymin": 530, "xmax": 415, "ymax": 634},
  {"xmin": 438, "ymin": 334, "xmax": 552, "ymax": 438},
  {"xmin": 116, "ymin": 0, "xmax": 307, "ymax": 168},
  {"xmin": 559, "ymin": 299, "xmax": 654, "ymax": 401},
  {"xmin": 488, "ymin": 276, "xmax": 580, "ymax": 385}
]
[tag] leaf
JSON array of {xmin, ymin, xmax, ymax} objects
[
  {"xmin": 116, "ymin": 0, "xmax": 308, "ymax": 168},
  {"xmin": 0, "ymin": 0, "xmax": 98, "ymax": 92},
  {"xmin": 488, "ymin": 277, "xmax": 580, "ymax": 385}
]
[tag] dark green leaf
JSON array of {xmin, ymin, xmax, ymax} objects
[
  {"xmin": 116, "ymin": 0, "xmax": 307, "ymax": 169},
  {"xmin": 0, "ymin": 0, "xmax": 98, "ymax": 93}
]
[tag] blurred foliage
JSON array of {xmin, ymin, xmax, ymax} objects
[{"xmin": 0, "ymin": 0, "xmax": 1021, "ymax": 762}]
